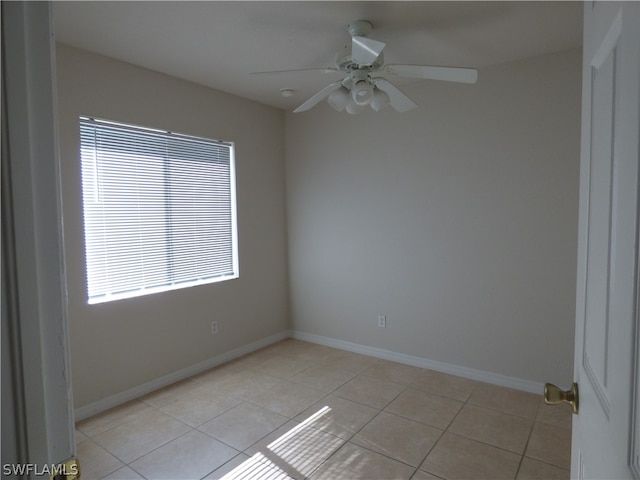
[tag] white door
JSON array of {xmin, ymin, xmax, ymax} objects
[{"xmin": 571, "ymin": 1, "xmax": 640, "ymax": 478}]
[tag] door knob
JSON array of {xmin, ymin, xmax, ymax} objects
[{"xmin": 544, "ymin": 382, "xmax": 579, "ymax": 414}]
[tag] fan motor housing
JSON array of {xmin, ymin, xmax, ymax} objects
[{"xmin": 336, "ymin": 47, "xmax": 384, "ymax": 71}]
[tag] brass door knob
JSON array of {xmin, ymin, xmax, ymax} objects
[{"xmin": 544, "ymin": 382, "xmax": 579, "ymax": 414}]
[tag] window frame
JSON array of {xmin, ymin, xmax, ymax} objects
[{"xmin": 79, "ymin": 116, "xmax": 239, "ymax": 305}]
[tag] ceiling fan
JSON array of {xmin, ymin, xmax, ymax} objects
[{"xmin": 255, "ymin": 20, "xmax": 478, "ymax": 114}]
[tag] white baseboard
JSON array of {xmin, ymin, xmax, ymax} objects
[
  {"xmin": 291, "ymin": 330, "xmax": 544, "ymax": 395},
  {"xmin": 74, "ymin": 330, "xmax": 290, "ymax": 421},
  {"xmin": 75, "ymin": 328, "xmax": 544, "ymax": 421}
]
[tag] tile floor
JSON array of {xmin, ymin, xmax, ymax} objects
[{"xmin": 76, "ymin": 339, "xmax": 572, "ymax": 480}]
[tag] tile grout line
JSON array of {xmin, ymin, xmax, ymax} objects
[
  {"xmin": 415, "ymin": 378, "xmax": 482, "ymax": 477},
  {"xmin": 231, "ymin": 369, "xmax": 363, "ymax": 480},
  {"xmin": 304, "ymin": 372, "xmax": 436, "ymax": 478},
  {"xmin": 95, "ymin": 373, "xmax": 256, "ymax": 478},
  {"xmin": 513, "ymin": 400, "xmax": 544, "ymax": 480},
  {"xmin": 292, "ymin": 366, "xmax": 414, "ymax": 479}
]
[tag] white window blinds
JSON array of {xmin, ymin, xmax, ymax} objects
[{"xmin": 79, "ymin": 117, "xmax": 238, "ymax": 304}]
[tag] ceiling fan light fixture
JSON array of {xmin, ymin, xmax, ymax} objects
[
  {"xmin": 370, "ymin": 88, "xmax": 390, "ymax": 111},
  {"xmin": 327, "ymin": 86, "xmax": 351, "ymax": 111},
  {"xmin": 345, "ymin": 101, "xmax": 365, "ymax": 115},
  {"xmin": 258, "ymin": 19, "xmax": 478, "ymax": 114},
  {"xmin": 352, "ymin": 80, "xmax": 374, "ymax": 106}
]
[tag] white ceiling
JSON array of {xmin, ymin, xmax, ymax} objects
[{"xmin": 52, "ymin": 1, "xmax": 583, "ymax": 111}]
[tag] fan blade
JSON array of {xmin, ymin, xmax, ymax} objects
[
  {"xmin": 373, "ymin": 78, "xmax": 417, "ymax": 113},
  {"xmin": 384, "ymin": 65, "xmax": 478, "ymax": 84},
  {"xmin": 250, "ymin": 67, "xmax": 340, "ymax": 75},
  {"xmin": 352, "ymin": 36, "xmax": 386, "ymax": 66},
  {"xmin": 293, "ymin": 81, "xmax": 343, "ymax": 113}
]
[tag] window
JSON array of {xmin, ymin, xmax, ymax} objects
[{"xmin": 79, "ymin": 117, "xmax": 238, "ymax": 304}]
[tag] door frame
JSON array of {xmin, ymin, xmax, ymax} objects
[{"xmin": 1, "ymin": 0, "xmax": 76, "ymax": 471}]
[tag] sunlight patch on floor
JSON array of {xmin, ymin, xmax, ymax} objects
[{"xmin": 220, "ymin": 406, "xmax": 338, "ymax": 479}]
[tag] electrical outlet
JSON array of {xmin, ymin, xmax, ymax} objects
[
  {"xmin": 378, "ymin": 315, "xmax": 386, "ymax": 328},
  {"xmin": 211, "ymin": 321, "xmax": 219, "ymax": 335}
]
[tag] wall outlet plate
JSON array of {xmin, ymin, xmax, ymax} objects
[
  {"xmin": 211, "ymin": 321, "xmax": 219, "ymax": 334},
  {"xmin": 378, "ymin": 315, "xmax": 386, "ymax": 328}
]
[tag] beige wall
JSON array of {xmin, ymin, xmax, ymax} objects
[
  {"xmin": 56, "ymin": 45, "xmax": 289, "ymax": 408},
  {"xmin": 285, "ymin": 49, "xmax": 581, "ymax": 386},
  {"xmin": 57, "ymin": 44, "xmax": 581, "ymax": 409}
]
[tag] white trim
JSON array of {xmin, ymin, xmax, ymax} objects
[
  {"xmin": 74, "ymin": 331, "xmax": 289, "ymax": 421},
  {"xmin": 291, "ymin": 331, "xmax": 544, "ymax": 394},
  {"xmin": 75, "ymin": 328, "xmax": 546, "ymax": 421},
  {"xmin": 3, "ymin": 2, "xmax": 76, "ymax": 464}
]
